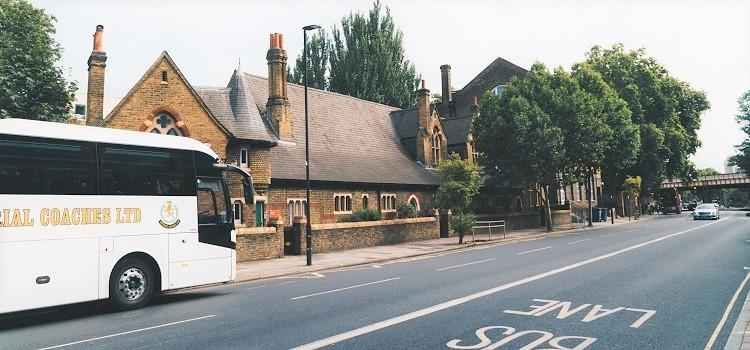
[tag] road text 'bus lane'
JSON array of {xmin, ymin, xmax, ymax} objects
[{"xmin": 445, "ymin": 298, "xmax": 656, "ymax": 349}]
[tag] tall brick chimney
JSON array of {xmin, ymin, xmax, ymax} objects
[
  {"xmin": 266, "ymin": 33, "xmax": 292, "ymax": 139},
  {"xmin": 416, "ymin": 80, "xmax": 431, "ymax": 166},
  {"xmin": 440, "ymin": 64, "xmax": 452, "ymax": 105},
  {"xmin": 86, "ymin": 25, "xmax": 107, "ymax": 126}
]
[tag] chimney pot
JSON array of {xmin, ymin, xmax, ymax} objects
[
  {"xmin": 473, "ymin": 96, "xmax": 478, "ymax": 105},
  {"xmin": 92, "ymin": 24, "xmax": 104, "ymax": 52},
  {"xmin": 278, "ymin": 33, "xmax": 284, "ymax": 49},
  {"xmin": 421, "ymin": 80, "xmax": 426, "ymax": 89}
]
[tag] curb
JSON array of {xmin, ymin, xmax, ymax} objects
[{"xmin": 232, "ymin": 216, "xmax": 652, "ymax": 284}]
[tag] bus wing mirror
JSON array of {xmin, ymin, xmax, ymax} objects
[{"xmin": 213, "ymin": 163, "xmax": 255, "ymax": 203}]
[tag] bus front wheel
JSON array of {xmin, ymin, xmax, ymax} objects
[{"xmin": 109, "ymin": 256, "xmax": 156, "ymax": 311}]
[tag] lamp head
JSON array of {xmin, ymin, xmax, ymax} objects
[{"xmin": 303, "ymin": 24, "xmax": 322, "ymax": 31}]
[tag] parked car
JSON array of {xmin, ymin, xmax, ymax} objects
[
  {"xmin": 687, "ymin": 202, "xmax": 697, "ymax": 211},
  {"xmin": 693, "ymin": 204, "xmax": 720, "ymax": 220}
]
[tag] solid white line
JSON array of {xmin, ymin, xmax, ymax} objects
[
  {"xmin": 704, "ymin": 271, "xmax": 750, "ymax": 350},
  {"xmin": 517, "ymin": 246, "xmax": 552, "ymax": 255},
  {"xmin": 568, "ymin": 239, "xmax": 592, "ymax": 245},
  {"xmin": 436, "ymin": 258, "xmax": 496, "ymax": 272},
  {"xmin": 36, "ymin": 315, "xmax": 216, "ymax": 350},
  {"xmin": 290, "ymin": 278, "xmax": 401, "ymax": 301},
  {"xmin": 291, "ymin": 220, "xmax": 721, "ymax": 350},
  {"xmin": 246, "ymin": 285, "xmax": 266, "ymax": 291}
]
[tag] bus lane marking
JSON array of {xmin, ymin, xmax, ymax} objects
[
  {"xmin": 446, "ymin": 326, "xmax": 596, "ymax": 350},
  {"xmin": 36, "ymin": 314, "xmax": 217, "ymax": 350},
  {"xmin": 504, "ymin": 299, "xmax": 656, "ymax": 329},
  {"xmin": 291, "ymin": 220, "xmax": 719, "ymax": 350}
]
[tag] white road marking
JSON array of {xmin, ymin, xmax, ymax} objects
[
  {"xmin": 704, "ymin": 270, "xmax": 750, "ymax": 350},
  {"xmin": 291, "ymin": 277, "xmax": 401, "ymax": 301},
  {"xmin": 517, "ymin": 246, "xmax": 552, "ymax": 255},
  {"xmin": 246, "ymin": 285, "xmax": 266, "ymax": 291},
  {"xmin": 436, "ymin": 258, "xmax": 496, "ymax": 272},
  {"xmin": 36, "ymin": 315, "xmax": 216, "ymax": 350},
  {"xmin": 277, "ymin": 272, "xmax": 326, "ymax": 280},
  {"xmin": 278, "ymin": 281, "xmax": 298, "ymax": 286},
  {"xmin": 291, "ymin": 220, "xmax": 721, "ymax": 350},
  {"xmin": 568, "ymin": 239, "xmax": 591, "ymax": 245}
]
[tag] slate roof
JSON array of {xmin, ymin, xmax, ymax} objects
[
  {"xmin": 440, "ymin": 57, "xmax": 528, "ymax": 145},
  {"xmin": 194, "ymin": 70, "xmax": 276, "ymax": 143},
  {"xmin": 243, "ymin": 73, "xmax": 439, "ymax": 186}
]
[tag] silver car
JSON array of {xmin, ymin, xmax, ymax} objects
[{"xmin": 693, "ymin": 204, "xmax": 720, "ymax": 220}]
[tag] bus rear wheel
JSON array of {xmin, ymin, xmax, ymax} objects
[{"xmin": 109, "ymin": 257, "xmax": 156, "ymax": 311}]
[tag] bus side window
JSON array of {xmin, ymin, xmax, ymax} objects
[
  {"xmin": 0, "ymin": 137, "xmax": 96, "ymax": 195},
  {"xmin": 99, "ymin": 145, "xmax": 194, "ymax": 196}
]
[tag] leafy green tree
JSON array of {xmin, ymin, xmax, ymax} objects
[
  {"xmin": 436, "ymin": 153, "xmax": 481, "ymax": 243},
  {"xmin": 730, "ymin": 90, "xmax": 750, "ymax": 173},
  {"xmin": 287, "ymin": 1, "xmax": 420, "ymax": 108},
  {"xmin": 288, "ymin": 29, "xmax": 329, "ymax": 90},
  {"xmin": 582, "ymin": 44, "xmax": 709, "ymax": 207},
  {"xmin": 475, "ymin": 64, "xmax": 566, "ymax": 232},
  {"xmin": 697, "ymin": 168, "xmax": 720, "ymax": 176},
  {"xmin": 0, "ymin": 0, "xmax": 77, "ymax": 121}
]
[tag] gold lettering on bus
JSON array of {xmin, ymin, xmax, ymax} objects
[{"xmin": 1, "ymin": 207, "xmax": 143, "ymax": 228}]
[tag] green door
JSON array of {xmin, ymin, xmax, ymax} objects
[{"xmin": 255, "ymin": 201, "xmax": 265, "ymax": 227}]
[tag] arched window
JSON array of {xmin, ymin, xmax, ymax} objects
[
  {"xmin": 408, "ymin": 195, "xmax": 420, "ymax": 211},
  {"xmin": 431, "ymin": 128, "xmax": 442, "ymax": 167},
  {"xmin": 148, "ymin": 112, "xmax": 183, "ymax": 136},
  {"xmin": 362, "ymin": 194, "xmax": 369, "ymax": 209}
]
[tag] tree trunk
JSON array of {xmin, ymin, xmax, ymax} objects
[
  {"xmin": 542, "ymin": 185, "xmax": 553, "ymax": 232},
  {"xmin": 458, "ymin": 232, "xmax": 464, "ymax": 244}
]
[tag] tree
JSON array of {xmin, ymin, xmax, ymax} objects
[
  {"xmin": 0, "ymin": 0, "xmax": 77, "ymax": 121},
  {"xmin": 288, "ymin": 29, "xmax": 329, "ymax": 90},
  {"xmin": 287, "ymin": 1, "xmax": 420, "ymax": 109},
  {"xmin": 474, "ymin": 64, "xmax": 566, "ymax": 232},
  {"xmin": 730, "ymin": 90, "xmax": 750, "ymax": 173},
  {"xmin": 582, "ymin": 44, "xmax": 709, "ymax": 207},
  {"xmin": 697, "ymin": 168, "xmax": 720, "ymax": 177},
  {"xmin": 436, "ymin": 153, "xmax": 481, "ymax": 244}
]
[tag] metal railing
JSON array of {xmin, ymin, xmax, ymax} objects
[{"xmin": 471, "ymin": 220, "xmax": 506, "ymax": 242}]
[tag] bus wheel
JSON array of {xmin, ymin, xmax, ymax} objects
[{"xmin": 109, "ymin": 257, "xmax": 155, "ymax": 311}]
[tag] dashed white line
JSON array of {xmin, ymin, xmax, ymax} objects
[
  {"xmin": 291, "ymin": 277, "xmax": 401, "ymax": 301},
  {"xmin": 36, "ymin": 315, "xmax": 217, "ymax": 350},
  {"xmin": 246, "ymin": 285, "xmax": 266, "ymax": 291},
  {"xmin": 517, "ymin": 246, "xmax": 552, "ymax": 255},
  {"xmin": 436, "ymin": 258, "xmax": 496, "ymax": 272},
  {"xmin": 568, "ymin": 239, "xmax": 591, "ymax": 245},
  {"xmin": 291, "ymin": 220, "xmax": 721, "ymax": 350}
]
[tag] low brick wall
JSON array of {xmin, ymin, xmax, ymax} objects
[
  {"xmin": 294, "ymin": 217, "xmax": 438, "ymax": 254},
  {"xmin": 236, "ymin": 227, "xmax": 283, "ymax": 262}
]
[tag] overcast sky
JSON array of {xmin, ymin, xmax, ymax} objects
[{"xmin": 33, "ymin": 0, "xmax": 750, "ymax": 171}]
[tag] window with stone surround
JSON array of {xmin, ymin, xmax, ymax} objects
[
  {"xmin": 408, "ymin": 195, "xmax": 420, "ymax": 211},
  {"xmin": 148, "ymin": 112, "xmax": 183, "ymax": 136},
  {"xmin": 233, "ymin": 200, "xmax": 243, "ymax": 225},
  {"xmin": 334, "ymin": 193, "xmax": 352, "ymax": 214},
  {"xmin": 287, "ymin": 198, "xmax": 307, "ymax": 225},
  {"xmin": 362, "ymin": 194, "xmax": 369, "ymax": 209},
  {"xmin": 381, "ymin": 194, "xmax": 397, "ymax": 212},
  {"xmin": 431, "ymin": 128, "xmax": 442, "ymax": 167},
  {"xmin": 240, "ymin": 148, "xmax": 248, "ymax": 168}
]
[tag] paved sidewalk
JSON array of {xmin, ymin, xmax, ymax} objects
[
  {"xmin": 235, "ymin": 215, "xmax": 651, "ymax": 282},
  {"xmin": 725, "ymin": 282, "xmax": 750, "ymax": 350}
]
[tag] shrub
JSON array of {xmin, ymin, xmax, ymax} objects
[
  {"xmin": 451, "ymin": 212, "xmax": 476, "ymax": 244},
  {"xmin": 397, "ymin": 203, "xmax": 417, "ymax": 218},
  {"xmin": 350, "ymin": 208, "xmax": 382, "ymax": 222}
]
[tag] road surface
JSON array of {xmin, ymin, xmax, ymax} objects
[{"xmin": 2, "ymin": 211, "xmax": 749, "ymax": 350}]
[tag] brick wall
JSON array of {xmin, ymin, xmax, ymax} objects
[
  {"xmin": 236, "ymin": 227, "xmax": 283, "ymax": 262},
  {"xmin": 268, "ymin": 183, "xmax": 436, "ymax": 226},
  {"xmin": 104, "ymin": 55, "xmax": 230, "ymax": 159},
  {"xmin": 292, "ymin": 217, "xmax": 438, "ymax": 254}
]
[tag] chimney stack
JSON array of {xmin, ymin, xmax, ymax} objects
[
  {"xmin": 440, "ymin": 64, "xmax": 452, "ymax": 105},
  {"xmin": 86, "ymin": 25, "xmax": 107, "ymax": 126},
  {"xmin": 266, "ymin": 33, "xmax": 292, "ymax": 139},
  {"xmin": 471, "ymin": 96, "xmax": 480, "ymax": 115},
  {"xmin": 415, "ymin": 80, "xmax": 432, "ymax": 166}
]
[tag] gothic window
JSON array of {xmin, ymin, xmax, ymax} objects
[
  {"xmin": 431, "ymin": 128, "xmax": 442, "ymax": 167},
  {"xmin": 334, "ymin": 193, "xmax": 353, "ymax": 214},
  {"xmin": 408, "ymin": 195, "xmax": 420, "ymax": 211},
  {"xmin": 148, "ymin": 112, "xmax": 183, "ymax": 136},
  {"xmin": 362, "ymin": 194, "xmax": 369, "ymax": 209},
  {"xmin": 287, "ymin": 198, "xmax": 307, "ymax": 225},
  {"xmin": 381, "ymin": 194, "xmax": 397, "ymax": 212}
]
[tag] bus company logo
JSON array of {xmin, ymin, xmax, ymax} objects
[{"xmin": 159, "ymin": 201, "xmax": 180, "ymax": 229}]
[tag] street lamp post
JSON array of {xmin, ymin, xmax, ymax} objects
[{"xmin": 302, "ymin": 24, "xmax": 320, "ymax": 266}]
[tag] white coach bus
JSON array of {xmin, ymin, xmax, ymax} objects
[{"xmin": 0, "ymin": 119, "xmax": 254, "ymax": 313}]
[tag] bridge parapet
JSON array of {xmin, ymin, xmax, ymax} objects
[{"xmin": 660, "ymin": 172, "xmax": 750, "ymax": 189}]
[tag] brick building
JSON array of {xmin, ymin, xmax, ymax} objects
[{"xmin": 85, "ymin": 28, "xmax": 442, "ymax": 229}]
